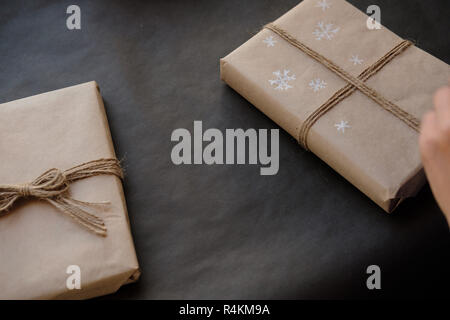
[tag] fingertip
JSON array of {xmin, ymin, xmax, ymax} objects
[
  {"xmin": 433, "ymin": 86, "xmax": 450, "ymax": 109},
  {"xmin": 419, "ymin": 111, "xmax": 437, "ymax": 148},
  {"xmin": 421, "ymin": 110, "xmax": 436, "ymax": 125}
]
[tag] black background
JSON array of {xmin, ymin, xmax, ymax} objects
[{"xmin": 0, "ymin": 0, "xmax": 449, "ymax": 299}]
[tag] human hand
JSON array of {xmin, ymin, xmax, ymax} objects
[{"xmin": 419, "ymin": 86, "xmax": 450, "ymax": 225}]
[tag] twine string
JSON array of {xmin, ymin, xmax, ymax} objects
[
  {"xmin": 0, "ymin": 158, "xmax": 123, "ymax": 236},
  {"xmin": 264, "ymin": 23, "xmax": 419, "ymax": 150}
]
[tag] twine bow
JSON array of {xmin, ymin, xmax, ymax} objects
[{"xmin": 0, "ymin": 158, "xmax": 123, "ymax": 237}]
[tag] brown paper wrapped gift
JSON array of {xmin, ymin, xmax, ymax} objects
[
  {"xmin": 0, "ymin": 82, "xmax": 140, "ymax": 299},
  {"xmin": 220, "ymin": 0, "xmax": 450, "ymax": 212}
]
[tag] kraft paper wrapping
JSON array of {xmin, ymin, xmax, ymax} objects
[
  {"xmin": 0, "ymin": 82, "xmax": 140, "ymax": 299},
  {"xmin": 220, "ymin": 0, "xmax": 450, "ymax": 212}
]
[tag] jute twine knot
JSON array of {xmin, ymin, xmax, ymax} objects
[
  {"xmin": 0, "ymin": 158, "xmax": 123, "ymax": 237},
  {"xmin": 15, "ymin": 169, "xmax": 68, "ymax": 198},
  {"xmin": 19, "ymin": 184, "xmax": 31, "ymax": 197}
]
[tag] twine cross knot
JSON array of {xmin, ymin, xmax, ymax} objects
[{"xmin": 264, "ymin": 23, "xmax": 419, "ymax": 150}]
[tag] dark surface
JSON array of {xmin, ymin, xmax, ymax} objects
[{"xmin": 1, "ymin": 0, "xmax": 449, "ymax": 299}]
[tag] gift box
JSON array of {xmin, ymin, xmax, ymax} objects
[
  {"xmin": 220, "ymin": 0, "xmax": 450, "ymax": 212},
  {"xmin": 0, "ymin": 82, "xmax": 140, "ymax": 299}
]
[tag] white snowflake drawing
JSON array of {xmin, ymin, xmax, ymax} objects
[
  {"xmin": 335, "ymin": 120, "xmax": 351, "ymax": 133},
  {"xmin": 349, "ymin": 54, "xmax": 364, "ymax": 65},
  {"xmin": 313, "ymin": 22, "xmax": 340, "ymax": 40},
  {"xmin": 309, "ymin": 78, "xmax": 327, "ymax": 92},
  {"xmin": 263, "ymin": 36, "xmax": 277, "ymax": 47},
  {"xmin": 269, "ymin": 70, "xmax": 296, "ymax": 90},
  {"xmin": 316, "ymin": 0, "xmax": 332, "ymax": 11}
]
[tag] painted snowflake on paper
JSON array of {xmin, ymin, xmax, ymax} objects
[
  {"xmin": 316, "ymin": 0, "xmax": 332, "ymax": 11},
  {"xmin": 263, "ymin": 36, "xmax": 277, "ymax": 47},
  {"xmin": 269, "ymin": 70, "xmax": 296, "ymax": 91},
  {"xmin": 335, "ymin": 120, "xmax": 351, "ymax": 133},
  {"xmin": 309, "ymin": 78, "xmax": 327, "ymax": 92},
  {"xmin": 349, "ymin": 54, "xmax": 363, "ymax": 65},
  {"xmin": 313, "ymin": 22, "xmax": 340, "ymax": 40}
]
